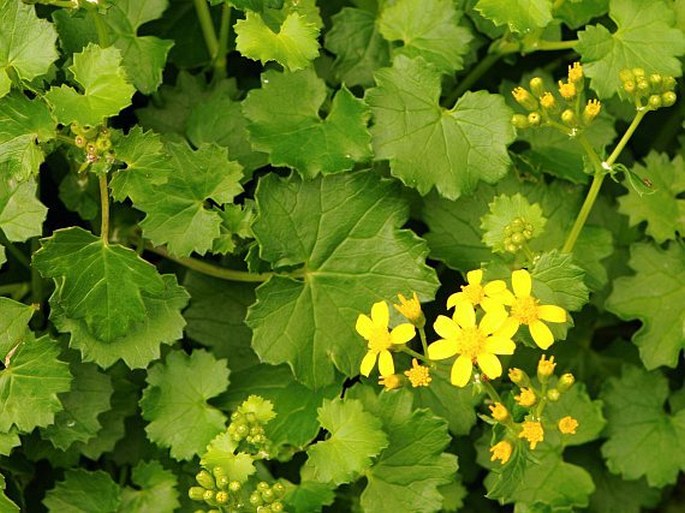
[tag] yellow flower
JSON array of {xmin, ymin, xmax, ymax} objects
[
  {"xmin": 512, "ymin": 87, "xmax": 538, "ymax": 110},
  {"xmin": 558, "ymin": 416, "xmax": 579, "ymax": 435},
  {"xmin": 540, "ymin": 92, "xmax": 555, "ymax": 110},
  {"xmin": 568, "ymin": 62, "xmax": 584, "ymax": 83},
  {"xmin": 446, "ymin": 269, "xmax": 511, "ymax": 314},
  {"xmin": 508, "ymin": 367, "xmax": 529, "ymax": 386},
  {"xmin": 378, "ymin": 374, "xmax": 402, "ymax": 390},
  {"xmin": 515, "ymin": 387, "xmax": 537, "ymax": 407},
  {"xmin": 518, "ymin": 420, "xmax": 544, "ymax": 449},
  {"xmin": 583, "ymin": 99, "xmax": 601, "ymax": 123},
  {"xmin": 537, "ymin": 354, "xmax": 556, "ymax": 380},
  {"xmin": 427, "ymin": 305, "xmax": 516, "ymax": 387},
  {"xmin": 393, "ymin": 292, "xmax": 425, "ymax": 328},
  {"xmin": 489, "ymin": 441, "xmax": 513, "ymax": 464},
  {"xmin": 500, "ymin": 269, "xmax": 567, "ymax": 350},
  {"xmin": 558, "ymin": 80, "xmax": 577, "ymax": 100},
  {"xmin": 404, "ymin": 358, "xmax": 432, "ymax": 387},
  {"xmin": 356, "ymin": 301, "xmax": 415, "ymax": 377},
  {"xmin": 489, "ymin": 402, "xmax": 509, "ymax": 422}
]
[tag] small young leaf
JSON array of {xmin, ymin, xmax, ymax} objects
[
  {"xmin": 475, "ymin": 0, "xmax": 553, "ymax": 34},
  {"xmin": 0, "ymin": 177, "xmax": 47, "ymax": 243},
  {"xmin": 200, "ymin": 432, "xmax": 256, "ymax": 483},
  {"xmin": 119, "ymin": 460, "xmax": 180, "ymax": 513},
  {"xmin": 0, "ymin": 297, "xmax": 35, "ymax": 358},
  {"xmin": 43, "ymin": 469, "xmax": 121, "ymax": 513}
]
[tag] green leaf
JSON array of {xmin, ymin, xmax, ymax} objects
[
  {"xmin": 0, "ymin": 297, "xmax": 34, "ymax": 358},
  {"xmin": 200, "ymin": 432, "xmax": 256, "ymax": 483},
  {"xmin": 532, "ymin": 251, "xmax": 589, "ymax": 313},
  {"xmin": 601, "ymin": 365, "xmax": 685, "ymax": 487},
  {"xmin": 186, "ymin": 84, "xmax": 269, "ymax": 175},
  {"xmin": 50, "ymin": 274, "xmax": 189, "ymax": 369},
  {"xmin": 351, "ymin": 389, "xmax": 458, "ymax": 513},
  {"xmin": 53, "ymin": 2, "xmax": 173, "ymax": 94},
  {"xmin": 576, "ymin": 0, "xmax": 685, "ymax": 98},
  {"xmin": 606, "ymin": 242, "xmax": 685, "ymax": 369},
  {"xmin": 109, "ymin": 127, "xmax": 173, "ymax": 204},
  {"xmin": 133, "ymin": 142, "xmax": 243, "ymax": 257},
  {"xmin": 43, "ymin": 469, "xmax": 121, "ymax": 513},
  {"xmin": 379, "ymin": 0, "xmax": 472, "ymax": 74},
  {"xmin": 475, "ymin": 0, "xmax": 553, "ymax": 34},
  {"xmin": 118, "ymin": 461, "xmax": 180, "ymax": 513},
  {"xmin": 183, "ymin": 272, "xmax": 258, "ymax": 367},
  {"xmin": 324, "ymin": 7, "xmax": 390, "ymax": 88},
  {"xmin": 0, "ymin": 335, "xmax": 72, "ymax": 433},
  {"xmin": 243, "ymin": 69, "xmax": 372, "ymax": 178},
  {"xmin": 217, "ymin": 363, "xmax": 337, "ymax": 450},
  {"xmin": 553, "ymin": 0, "xmax": 609, "ymax": 29},
  {"xmin": 0, "ymin": 177, "xmax": 47, "ymax": 242},
  {"xmin": 59, "ymin": 172, "xmax": 100, "ymax": 221},
  {"xmin": 223, "ymin": 0, "xmax": 285, "ymax": 10},
  {"xmin": 0, "ymin": 93, "xmax": 55, "ymax": 181},
  {"xmin": 45, "ymin": 44, "xmax": 136, "ymax": 126},
  {"xmin": 284, "ymin": 481, "xmax": 335, "ymax": 513},
  {"xmin": 303, "ymin": 398, "xmax": 388, "ymax": 485},
  {"xmin": 33, "ymin": 227, "xmax": 166, "ymax": 343},
  {"xmin": 366, "ymin": 55, "xmax": 515, "ymax": 200},
  {"xmin": 617, "ymin": 152, "xmax": 685, "ymax": 243},
  {"xmin": 235, "ymin": 11, "xmax": 320, "ymax": 71},
  {"xmin": 140, "ymin": 350, "xmax": 230, "ymax": 460},
  {"xmin": 0, "ymin": 429, "xmax": 20, "ymax": 457},
  {"xmin": 246, "ymin": 171, "xmax": 439, "ymax": 388},
  {"xmin": 0, "ymin": 473, "xmax": 19, "ymax": 513},
  {"xmin": 481, "ymin": 193, "xmax": 547, "ymax": 254},
  {"xmin": 41, "ymin": 359, "xmax": 113, "ymax": 450},
  {"xmin": 544, "ymin": 382, "xmax": 606, "ymax": 447},
  {"xmin": 0, "ymin": 2, "xmax": 58, "ymax": 98}
]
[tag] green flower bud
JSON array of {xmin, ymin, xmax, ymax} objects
[
  {"xmin": 188, "ymin": 487, "xmax": 206, "ymax": 501},
  {"xmin": 512, "ymin": 113, "xmax": 529, "ymax": 129},
  {"xmin": 511, "ymin": 233, "xmax": 524, "ymax": 245},
  {"xmin": 561, "ymin": 109, "xmax": 577, "ymax": 126},
  {"xmin": 257, "ymin": 506, "xmax": 272, "ymax": 513},
  {"xmin": 215, "ymin": 491, "xmax": 229, "ymax": 504},
  {"xmin": 203, "ymin": 489, "xmax": 216, "ymax": 503},
  {"xmin": 216, "ymin": 475, "xmax": 230, "ymax": 489},
  {"xmin": 257, "ymin": 482, "xmax": 270, "ymax": 493},
  {"xmin": 631, "ymin": 67, "xmax": 646, "ymax": 79},
  {"xmin": 649, "ymin": 73, "xmax": 662, "ymax": 87},
  {"xmin": 505, "ymin": 243, "xmax": 518, "ymax": 253},
  {"xmin": 527, "ymin": 111, "xmax": 541, "ymax": 126},
  {"xmin": 663, "ymin": 76, "xmax": 676, "ymax": 91},
  {"xmin": 196, "ymin": 470, "xmax": 215, "ymax": 490},
  {"xmin": 558, "ymin": 373, "xmax": 575, "ymax": 392},
  {"xmin": 648, "ymin": 94, "xmax": 662, "ymax": 109},
  {"xmin": 508, "ymin": 367, "xmax": 531, "ymax": 387},
  {"xmin": 228, "ymin": 481, "xmax": 242, "ymax": 492},
  {"xmin": 662, "ymin": 91, "xmax": 677, "ymax": 107},
  {"xmin": 250, "ymin": 492, "xmax": 263, "ymax": 506},
  {"xmin": 529, "ymin": 76, "xmax": 545, "ymax": 97},
  {"xmin": 623, "ymin": 80, "xmax": 636, "ymax": 94},
  {"xmin": 271, "ymin": 502, "xmax": 284, "ymax": 513},
  {"xmin": 618, "ymin": 69, "xmax": 634, "ymax": 83},
  {"xmin": 547, "ymin": 388, "xmax": 561, "ymax": 402},
  {"xmin": 512, "ymin": 87, "xmax": 539, "ymax": 111},
  {"xmin": 636, "ymin": 79, "xmax": 650, "ymax": 93},
  {"xmin": 272, "ymin": 482, "xmax": 286, "ymax": 497},
  {"xmin": 74, "ymin": 135, "xmax": 86, "ymax": 148}
]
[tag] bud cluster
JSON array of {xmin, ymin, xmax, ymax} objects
[
  {"xmin": 248, "ymin": 482, "xmax": 287, "ymax": 513},
  {"xmin": 228, "ymin": 410, "xmax": 271, "ymax": 455},
  {"xmin": 70, "ymin": 122, "xmax": 114, "ymax": 167},
  {"xmin": 503, "ymin": 217, "xmax": 535, "ymax": 254},
  {"xmin": 511, "ymin": 62, "xmax": 602, "ymax": 132},
  {"xmin": 619, "ymin": 68, "xmax": 677, "ymax": 110},
  {"xmin": 188, "ymin": 468, "xmax": 246, "ymax": 512}
]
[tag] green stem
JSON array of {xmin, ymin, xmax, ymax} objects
[
  {"xmin": 521, "ymin": 242, "xmax": 536, "ymax": 264},
  {"xmin": 193, "ymin": 0, "xmax": 219, "ymax": 65},
  {"xmin": 0, "ymin": 283, "xmax": 30, "ymax": 297},
  {"xmin": 480, "ymin": 379, "xmax": 503, "ymax": 404},
  {"xmin": 0, "ymin": 232, "xmax": 30, "ymax": 269},
  {"xmin": 562, "ymin": 109, "xmax": 648, "ymax": 253},
  {"xmin": 400, "ymin": 346, "xmax": 429, "ymax": 363},
  {"xmin": 146, "ymin": 244, "xmax": 275, "ymax": 282},
  {"xmin": 418, "ymin": 327, "xmax": 429, "ymax": 356},
  {"xmin": 447, "ymin": 52, "xmax": 503, "ymax": 105},
  {"xmin": 89, "ymin": 9, "xmax": 110, "ymax": 47},
  {"xmin": 215, "ymin": 4, "xmax": 232, "ymax": 76},
  {"xmin": 531, "ymin": 39, "xmax": 578, "ymax": 51},
  {"xmin": 99, "ymin": 174, "xmax": 110, "ymax": 245}
]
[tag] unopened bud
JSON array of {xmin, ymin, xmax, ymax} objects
[
  {"xmin": 196, "ymin": 470, "xmax": 215, "ymax": 490},
  {"xmin": 189, "ymin": 487, "xmax": 206, "ymax": 501},
  {"xmin": 636, "ymin": 79, "xmax": 650, "ymax": 93},
  {"xmin": 215, "ymin": 491, "xmax": 229, "ymax": 504},
  {"xmin": 508, "ymin": 367, "xmax": 530, "ymax": 387},
  {"xmin": 649, "ymin": 73, "xmax": 662, "ymax": 87},
  {"xmin": 619, "ymin": 69, "xmax": 634, "ymax": 83},
  {"xmin": 582, "ymin": 99, "xmax": 601, "ymax": 124},
  {"xmin": 537, "ymin": 355, "xmax": 556, "ymax": 381},
  {"xmin": 558, "ymin": 80, "xmax": 576, "ymax": 100},
  {"xmin": 512, "ymin": 87, "xmax": 539, "ymax": 111},
  {"xmin": 662, "ymin": 91, "xmax": 677, "ymax": 107},
  {"xmin": 527, "ymin": 112, "xmax": 541, "ymax": 126},
  {"xmin": 512, "ymin": 113, "xmax": 529, "ymax": 129},
  {"xmin": 632, "ymin": 68, "xmax": 646, "ymax": 79},
  {"xmin": 648, "ymin": 94, "xmax": 662, "ymax": 109},
  {"xmin": 489, "ymin": 402, "xmax": 509, "ymax": 422},
  {"xmin": 623, "ymin": 80, "xmax": 636, "ymax": 94},
  {"xmin": 663, "ymin": 76, "xmax": 676, "ymax": 91},
  {"xmin": 540, "ymin": 92, "xmax": 556, "ymax": 110},
  {"xmin": 203, "ymin": 489, "xmax": 216, "ymax": 502},
  {"xmin": 561, "ymin": 109, "xmax": 577, "ymax": 127},
  {"xmin": 529, "ymin": 77, "xmax": 545, "ymax": 97},
  {"xmin": 568, "ymin": 62, "xmax": 583, "ymax": 84},
  {"xmin": 547, "ymin": 388, "xmax": 561, "ymax": 402},
  {"xmin": 558, "ymin": 373, "xmax": 575, "ymax": 392}
]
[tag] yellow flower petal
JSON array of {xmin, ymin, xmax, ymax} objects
[
  {"xmin": 446, "ymin": 291, "xmax": 466, "ymax": 310},
  {"xmin": 360, "ymin": 351, "xmax": 377, "ymax": 377},
  {"xmin": 451, "ymin": 355, "xmax": 473, "ymax": 387},
  {"xmin": 371, "ymin": 301, "xmax": 389, "ymax": 327},
  {"xmin": 496, "ymin": 317, "xmax": 520, "ymax": 339},
  {"xmin": 427, "ymin": 339, "xmax": 458, "ymax": 360},
  {"xmin": 479, "ymin": 308, "xmax": 507, "ymax": 335},
  {"xmin": 453, "ymin": 304, "xmax": 476, "ymax": 329},
  {"xmin": 378, "ymin": 350, "xmax": 395, "ymax": 376},
  {"xmin": 434, "ymin": 314, "xmax": 460, "ymax": 340},
  {"xmin": 466, "ymin": 269, "xmax": 483, "ymax": 285},
  {"xmin": 483, "ymin": 279, "xmax": 506, "ymax": 295},
  {"xmin": 485, "ymin": 336, "xmax": 516, "ymax": 355},
  {"xmin": 477, "ymin": 352, "xmax": 502, "ymax": 379},
  {"xmin": 538, "ymin": 305, "xmax": 567, "ymax": 323},
  {"xmin": 512, "ymin": 269, "xmax": 532, "ymax": 297},
  {"xmin": 529, "ymin": 320, "xmax": 554, "ymax": 349},
  {"xmin": 390, "ymin": 323, "xmax": 415, "ymax": 344},
  {"xmin": 355, "ymin": 314, "xmax": 374, "ymax": 339}
]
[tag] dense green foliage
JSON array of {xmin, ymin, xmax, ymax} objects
[{"xmin": 1, "ymin": 0, "xmax": 685, "ymax": 512}]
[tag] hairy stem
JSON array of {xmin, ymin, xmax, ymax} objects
[
  {"xmin": 146, "ymin": 244, "xmax": 276, "ymax": 282},
  {"xmin": 532, "ymin": 39, "xmax": 578, "ymax": 51},
  {"xmin": 99, "ymin": 174, "xmax": 110, "ymax": 245},
  {"xmin": 193, "ymin": 0, "xmax": 219, "ymax": 65},
  {"xmin": 562, "ymin": 109, "xmax": 648, "ymax": 253},
  {"xmin": 401, "ymin": 346, "xmax": 429, "ymax": 363}
]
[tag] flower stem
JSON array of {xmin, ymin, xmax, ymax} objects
[
  {"xmin": 532, "ymin": 39, "xmax": 578, "ymax": 51},
  {"xmin": 562, "ymin": 109, "xmax": 648, "ymax": 253},
  {"xmin": 215, "ymin": 4, "xmax": 232, "ymax": 77},
  {"xmin": 400, "ymin": 346, "xmax": 430, "ymax": 363},
  {"xmin": 99, "ymin": 174, "xmax": 110, "ymax": 246},
  {"xmin": 0, "ymin": 232, "xmax": 30, "ymax": 269},
  {"xmin": 146, "ymin": 244, "xmax": 277, "ymax": 282},
  {"xmin": 480, "ymin": 378, "xmax": 503, "ymax": 404},
  {"xmin": 418, "ymin": 327, "xmax": 429, "ymax": 355},
  {"xmin": 193, "ymin": 0, "xmax": 219, "ymax": 67}
]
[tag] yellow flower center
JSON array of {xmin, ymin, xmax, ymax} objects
[
  {"xmin": 404, "ymin": 359, "xmax": 432, "ymax": 388},
  {"xmin": 519, "ymin": 420, "xmax": 544, "ymax": 450},
  {"xmin": 558, "ymin": 416, "xmax": 579, "ymax": 435},
  {"xmin": 368, "ymin": 327, "xmax": 392, "ymax": 352},
  {"xmin": 457, "ymin": 326, "xmax": 487, "ymax": 360},
  {"xmin": 461, "ymin": 283, "xmax": 484, "ymax": 305},
  {"xmin": 515, "ymin": 388, "xmax": 537, "ymax": 407},
  {"xmin": 489, "ymin": 441, "xmax": 513, "ymax": 464},
  {"xmin": 511, "ymin": 296, "xmax": 540, "ymax": 325},
  {"xmin": 379, "ymin": 374, "xmax": 402, "ymax": 390}
]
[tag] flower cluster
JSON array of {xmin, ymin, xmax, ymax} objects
[
  {"xmin": 619, "ymin": 68, "xmax": 677, "ymax": 110},
  {"xmin": 487, "ymin": 355, "xmax": 580, "ymax": 465},
  {"xmin": 70, "ymin": 122, "xmax": 114, "ymax": 171},
  {"xmin": 511, "ymin": 62, "xmax": 602, "ymax": 132}
]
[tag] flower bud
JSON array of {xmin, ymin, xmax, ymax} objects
[
  {"xmin": 229, "ymin": 481, "xmax": 241, "ymax": 492},
  {"xmin": 663, "ymin": 76, "xmax": 676, "ymax": 91},
  {"xmin": 649, "ymin": 73, "xmax": 662, "ymax": 87},
  {"xmin": 215, "ymin": 491, "xmax": 229, "ymax": 504},
  {"xmin": 623, "ymin": 80, "xmax": 636, "ymax": 94},
  {"xmin": 648, "ymin": 94, "xmax": 662, "ymax": 109},
  {"xmin": 558, "ymin": 372, "xmax": 575, "ymax": 392},
  {"xmin": 567, "ymin": 62, "xmax": 583, "ymax": 84},
  {"xmin": 561, "ymin": 109, "xmax": 577, "ymax": 127},
  {"xmin": 489, "ymin": 440, "xmax": 513, "ymax": 464},
  {"xmin": 188, "ymin": 487, "xmax": 206, "ymax": 501},
  {"xmin": 203, "ymin": 489, "xmax": 216, "ymax": 502},
  {"xmin": 527, "ymin": 112, "xmax": 541, "ymax": 126},
  {"xmin": 512, "ymin": 113, "xmax": 529, "ymax": 129},
  {"xmin": 393, "ymin": 292, "xmax": 425, "ymax": 328},
  {"xmin": 378, "ymin": 374, "xmax": 402, "ymax": 390},
  {"xmin": 547, "ymin": 388, "xmax": 561, "ymax": 402},
  {"xmin": 529, "ymin": 76, "xmax": 545, "ymax": 97},
  {"xmin": 558, "ymin": 80, "xmax": 576, "ymax": 100},
  {"xmin": 196, "ymin": 470, "xmax": 215, "ymax": 490},
  {"xmin": 632, "ymin": 67, "xmax": 646, "ymax": 79},
  {"xmin": 515, "ymin": 387, "xmax": 537, "ymax": 407},
  {"xmin": 271, "ymin": 502, "xmax": 284, "ymax": 513},
  {"xmin": 508, "ymin": 367, "xmax": 530, "ymax": 387},
  {"xmin": 512, "ymin": 87, "xmax": 539, "ymax": 111},
  {"xmin": 540, "ymin": 92, "xmax": 556, "ymax": 110},
  {"xmin": 636, "ymin": 79, "xmax": 650, "ymax": 93},
  {"xmin": 582, "ymin": 99, "xmax": 601, "ymax": 124},
  {"xmin": 489, "ymin": 402, "xmax": 509, "ymax": 422},
  {"xmin": 537, "ymin": 355, "xmax": 556, "ymax": 381},
  {"xmin": 619, "ymin": 68, "xmax": 634, "ymax": 83},
  {"xmin": 272, "ymin": 482, "xmax": 286, "ymax": 497},
  {"xmin": 662, "ymin": 91, "xmax": 677, "ymax": 107}
]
